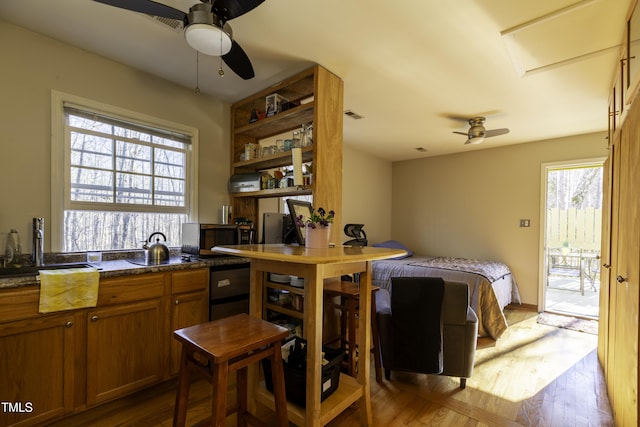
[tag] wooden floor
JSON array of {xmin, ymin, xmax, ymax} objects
[{"xmin": 47, "ymin": 307, "xmax": 613, "ymax": 427}]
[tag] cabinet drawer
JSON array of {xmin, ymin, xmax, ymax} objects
[
  {"xmin": 97, "ymin": 273, "xmax": 164, "ymax": 306},
  {"xmin": 0, "ymin": 286, "xmax": 41, "ymax": 323},
  {"xmin": 171, "ymin": 268, "xmax": 208, "ymax": 294}
]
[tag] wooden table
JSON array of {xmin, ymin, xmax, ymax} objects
[{"xmin": 212, "ymin": 244, "xmax": 407, "ymax": 426}]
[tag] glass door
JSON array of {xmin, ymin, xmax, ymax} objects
[{"xmin": 540, "ymin": 160, "xmax": 604, "ymax": 319}]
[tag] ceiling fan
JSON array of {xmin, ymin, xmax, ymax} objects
[
  {"xmin": 93, "ymin": 0, "xmax": 265, "ymax": 80},
  {"xmin": 453, "ymin": 117, "xmax": 510, "ymax": 145}
]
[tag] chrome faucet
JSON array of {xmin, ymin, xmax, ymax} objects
[{"xmin": 33, "ymin": 218, "xmax": 44, "ymax": 267}]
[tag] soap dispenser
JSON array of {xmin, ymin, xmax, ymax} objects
[{"xmin": 4, "ymin": 229, "xmax": 23, "ymax": 268}]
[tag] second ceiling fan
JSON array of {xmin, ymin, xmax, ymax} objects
[
  {"xmin": 453, "ymin": 116, "xmax": 510, "ymax": 145},
  {"xmin": 93, "ymin": 0, "xmax": 265, "ymax": 80}
]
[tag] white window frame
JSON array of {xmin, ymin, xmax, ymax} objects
[{"xmin": 51, "ymin": 90, "xmax": 199, "ymax": 251}]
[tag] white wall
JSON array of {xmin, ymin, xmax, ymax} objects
[
  {"xmin": 342, "ymin": 145, "xmax": 392, "ymax": 245},
  {"xmin": 0, "ymin": 21, "xmax": 229, "ymax": 253},
  {"xmin": 391, "ymin": 133, "xmax": 608, "ymax": 305}
]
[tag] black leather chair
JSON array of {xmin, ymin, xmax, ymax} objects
[
  {"xmin": 376, "ymin": 277, "xmax": 478, "ymax": 388},
  {"xmin": 343, "ymin": 224, "xmax": 367, "ymax": 246}
]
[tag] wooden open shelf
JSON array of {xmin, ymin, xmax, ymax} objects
[
  {"xmin": 233, "ymin": 146, "xmax": 314, "ymax": 171},
  {"xmin": 255, "ymin": 375, "xmax": 362, "ymax": 426},
  {"xmin": 230, "ymin": 186, "xmax": 312, "ymax": 199},
  {"xmin": 230, "ymin": 64, "xmax": 343, "ymax": 243},
  {"xmin": 234, "ymin": 103, "xmax": 315, "ymax": 140}
]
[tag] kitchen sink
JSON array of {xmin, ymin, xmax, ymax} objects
[
  {"xmin": 0, "ymin": 263, "xmax": 93, "ymax": 278},
  {"xmin": 126, "ymin": 258, "xmax": 188, "ymax": 267}
]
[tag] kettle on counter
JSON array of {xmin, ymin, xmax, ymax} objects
[{"xmin": 143, "ymin": 232, "xmax": 169, "ymax": 265}]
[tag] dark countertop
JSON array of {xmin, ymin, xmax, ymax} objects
[{"xmin": 0, "ymin": 255, "xmax": 250, "ymax": 290}]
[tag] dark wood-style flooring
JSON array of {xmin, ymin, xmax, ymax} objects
[{"xmin": 47, "ymin": 307, "xmax": 613, "ymax": 426}]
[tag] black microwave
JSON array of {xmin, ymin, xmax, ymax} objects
[{"xmin": 181, "ymin": 223, "xmax": 254, "ymax": 257}]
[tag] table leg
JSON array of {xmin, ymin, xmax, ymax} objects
[
  {"xmin": 305, "ymin": 265, "xmax": 323, "ymax": 427},
  {"xmin": 211, "ymin": 361, "xmax": 228, "ymax": 427},
  {"xmin": 347, "ymin": 296, "xmax": 357, "ymax": 376},
  {"xmin": 357, "ymin": 263, "xmax": 373, "ymax": 425},
  {"xmin": 580, "ymin": 255, "xmax": 585, "ymax": 295},
  {"xmin": 173, "ymin": 346, "xmax": 191, "ymax": 427},
  {"xmin": 247, "ymin": 263, "xmax": 265, "ymax": 415}
]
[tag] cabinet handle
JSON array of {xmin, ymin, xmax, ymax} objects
[
  {"xmin": 616, "ymin": 275, "xmax": 628, "ymax": 283},
  {"xmin": 603, "ymin": 263, "xmax": 611, "ymax": 269},
  {"xmin": 91, "ymin": 315, "xmax": 99, "ymax": 322},
  {"xmin": 175, "ymin": 299, "xmax": 180, "ymax": 305},
  {"xmin": 65, "ymin": 321, "xmax": 73, "ymax": 328}
]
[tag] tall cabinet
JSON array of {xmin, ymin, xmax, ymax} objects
[
  {"xmin": 229, "ymin": 65, "xmax": 343, "ymax": 243},
  {"xmin": 599, "ymin": 2, "xmax": 640, "ymax": 425}
]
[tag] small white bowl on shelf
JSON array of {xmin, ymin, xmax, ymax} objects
[
  {"xmin": 289, "ymin": 276, "xmax": 305, "ymax": 288},
  {"xmin": 270, "ymin": 273, "xmax": 291, "ymax": 283}
]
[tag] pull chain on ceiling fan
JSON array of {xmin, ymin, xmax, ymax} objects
[{"xmin": 93, "ymin": 0, "xmax": 265, "ymax": 80}]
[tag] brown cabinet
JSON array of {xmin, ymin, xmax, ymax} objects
[
  {"xmin": 0, "ymin": 266, "xmax": 210, "ymax": 426},
  {"xmin": 0, "ymin": 312, "xmax": 75, "ymax": 427},
  {"xmin": 230, "ymin": 64, "xmax": 344, "ymax": 242},
  {"xmin": 599, "ymin": 3, "xmax": 640, "ymax": 425},
  {"xmin": 600, "ymin": 103, "xmax": 640, "ymax": 426},
  {"xmin": 168, "ymin": 269, "xmax": 209, "ymax": 376},
  {"xmin": 86, "ymin": 299, "xmax": 163, "ymax": 406},
  {"xmin": 85, "ymin": 272, "xmax": 165, "ymax": 405}
]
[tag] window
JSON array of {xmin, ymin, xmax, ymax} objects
[{"xmin": 52, "ymin": 91, "xmax": 198, "ymax": 252}]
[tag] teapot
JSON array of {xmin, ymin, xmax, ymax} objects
[{"xmin": 143, "ymin": 232, "xmax": 169, "ymax": 265}]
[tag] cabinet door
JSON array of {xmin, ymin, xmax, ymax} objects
[
  {"xmin": 0, "ymin": 314, "xmax": 75, "ymax": 427},
  {"xmin": 169, "ymin": 290, "xmax": 208, "ymax": 376},
  {"xmin": 610, "ymin": 109, "xmax": 640, "ymax": 425},
  {"xmin": 86, "ymin": 299, "xmax": 163, "ymax": 406},
  {"xmin": 598, "ymin": 149, "xmax": 613, "ymax": 365}
]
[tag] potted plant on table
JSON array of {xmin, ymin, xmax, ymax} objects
[{"xmin": 296, "ymin": 207, "xmax": 335, "ymax": 248}]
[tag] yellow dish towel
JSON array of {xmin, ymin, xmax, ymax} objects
[{"xmin": 39, "ymin": 268, "xmax": 100, "ymax": 314}]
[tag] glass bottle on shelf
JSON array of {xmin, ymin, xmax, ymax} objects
[
  {"xmin": 301, "ymin": 123, "xmax": 313, "ymax": 147},
  {"xmin": 291, "ymin": 131, "xmax": 301, "ymax": 148}
]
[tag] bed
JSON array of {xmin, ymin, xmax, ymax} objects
[{"xmin": 372, "ymin": 255, "xmax": 521, "ymax": 339}]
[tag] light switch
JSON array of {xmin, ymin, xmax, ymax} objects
[{"xmin": 520, "ymin": 219, "xmax": 531, "ymax": 227}]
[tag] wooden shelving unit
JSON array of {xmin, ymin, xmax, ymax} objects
[{"xmin": 229, "ymin": 64, "xmax": 343, "ymax": 242}]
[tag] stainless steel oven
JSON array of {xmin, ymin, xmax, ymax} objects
[{"xmin": 209, "ymin": 264, "xmax": 250, "ymax": 321}]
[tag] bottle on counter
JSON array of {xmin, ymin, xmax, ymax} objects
[{"xmin": 4, "ymin": 229, "xmax": 23, "ymax": 268}]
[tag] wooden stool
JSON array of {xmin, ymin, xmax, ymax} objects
[
  {"xmin": 323, "ymin": 281, "xmax": 383, "ymax": 383},
  {"xmin": 173, "ymin": 313, "xmax": 289, "ymax": 427}
]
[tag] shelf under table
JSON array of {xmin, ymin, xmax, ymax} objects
[{"xmin": 255, "ymin": 374, "xmax": 363, "ymax": 426}]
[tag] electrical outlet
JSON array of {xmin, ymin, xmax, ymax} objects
[{"xmin": 520, "ymin": 219, "xmax": 531, "ymax": 227}]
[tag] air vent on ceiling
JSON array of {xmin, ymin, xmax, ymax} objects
[
  {"xmin": 150, "ymin": 15, "xmax": 184, "ymax": 31},
  {"xmin": 344, "ymin": 110, "xmax": 364, "ymax": 120}
]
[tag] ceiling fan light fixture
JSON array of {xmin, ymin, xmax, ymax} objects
[
  {"xmin": 466, "ymin": 136, "xmax": 485, "ymax": 145},
  {"xmin": 185, "ymin": 23, "xmax": 232, "ymax": 56}
]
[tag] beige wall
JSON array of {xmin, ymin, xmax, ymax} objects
[
  {"xmin": 342, "ymin": 144, "xmax": 392, "ymax": 245},
  {"xmin": 391, "ymin": 133, "xmax": 608, "ymax": 305},
  {"xmin": 0, "ymin": 21, "xmax": 229, "ymax": 252}
]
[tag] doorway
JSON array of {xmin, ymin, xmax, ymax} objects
[{"xmin": 540, "ymin": 159, "xmax": 604, "ymax": 319}]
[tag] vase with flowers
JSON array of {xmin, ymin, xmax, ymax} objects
[{"xmin": 296, "ymin": 207, "xmax": 335, "ymax": 248}]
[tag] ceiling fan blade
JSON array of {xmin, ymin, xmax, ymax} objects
[
  {"xmin": 485, "ymin": 128, "xmax": 510, "ymax": 138},
  {"xmin": 93, "ymin": 0, "xmax": 187, "ymax": 21},
  {"xmin": 213, "ymin": 0, "xmax": 265, "ymax": 21},
  {"xmin": 222, "ymin": 40, "xmax": 255, "ymax": 79},
  {"xmin": 452, "ymin": 131, "xmax": 469, "ymax": 136}
]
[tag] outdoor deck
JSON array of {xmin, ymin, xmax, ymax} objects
[{"xmin": 546, "ymin": 275, "xmax": 600, "ymax": 319}]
